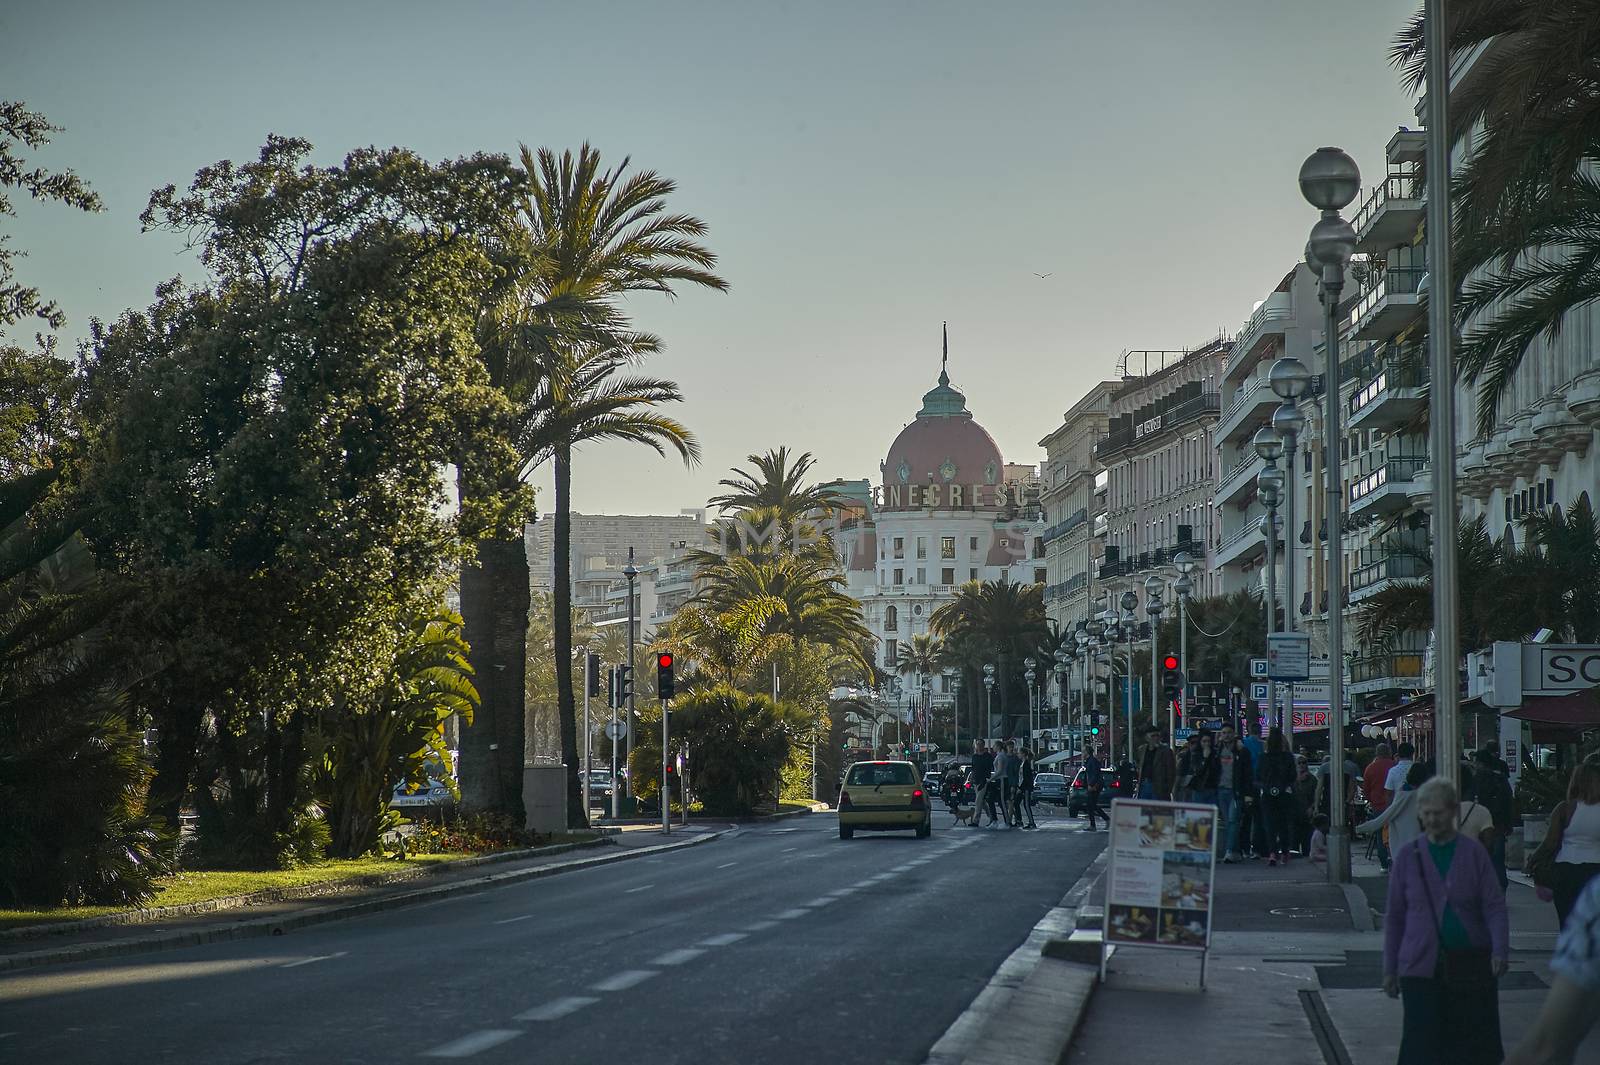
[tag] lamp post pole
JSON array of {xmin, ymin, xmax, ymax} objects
[
  {"xmin": 581, "ymin": 646, "xmax": 591, "ymax": 818},
  {"xmin": 949, "ymin": 671, "xmax": 961, "ymax": 763},
  {"xmin": 982, "ymin": 664, "xmax": 996, "ymax": 742},
  {"xmin": 1254, "ymin": 426, "xmax": 1285, "ymax": 737},
  {"xmin": 1024, "ymin": 657, "xmax": 1037, "ymax": 746},
  {"xmin": 1301, "ymin": 145, "xmax": 1361, "ymax": 884},
  {"xmin": 1173, "ymin": 552, "xmax": 1196, "ymax": 735},
  {"xmin": 1120, "ymin": 591, "xmax": 1138, "ymax": 765},
  {"xmin": 1144, "ymin": 575, "xmax": 1166, "ymax": 745},
  {"xmin": 1271, "ymin": 364, "xmax": 1311, "ymax": 740},
  {"xmin": 623, "ymin": 550, "xmax": 638, "ymax": 807}
]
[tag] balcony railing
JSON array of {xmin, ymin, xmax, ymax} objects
[
  {"xmin": 1041, "ymin": 507, "xmax": 1090, "ymax": 544},
  {"xmin": 1350, "ymin": 455, "xmax": 1428, "ymax": 506},
  {"xmin": 1350, "ymin": 549, "xmax": 1429, "ymax": 594},
  {"xmin": 1216, "ymin": 519, "xmax": 1262, "ymax": 557},
  {"xmin": 1349, "ymin": 344, "xmax": 1429, "ymax": 418},
  {"xmin": 1348, "ymin": 266, "xmax": 1425, "ymax": 332},
  {"xmin": 1351, "ymin": 653, "xmax": 1426, "ymax": 686},
  {"xmin": 1221, "ymin": 376, "xmax": 1271, "ymax": 427},
  {"xmin": 1352, "ymin": 170, "xmax": 1423, "ymax": 237},
  {"xmin": 1095, "ymin": 393, "xmax": 1222, "ymax": 460}
]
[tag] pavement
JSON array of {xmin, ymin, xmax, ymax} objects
[
  {"xmin": 1065, "ymin": 837, "xmax": 1600, "ymax": 1065},
  {"xmin": 0, "ymin": 804, "xmax": 1104, "ymax": 1065}
]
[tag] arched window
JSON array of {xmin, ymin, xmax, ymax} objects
[{"xmin": 884, "ymin": 605, "xmax": 898, "ymax": 632}]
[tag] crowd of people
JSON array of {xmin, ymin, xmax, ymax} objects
[{"xmin": 943, "ymin": 739, "xmax": 1040, "ymax": 829}]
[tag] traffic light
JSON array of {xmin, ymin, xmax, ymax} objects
[
  {"xmin": 587, "ymin": 653, "xmax": 602, "ymax": 698},
  {"xmin": 656, "ymin": 651, "xmax": 675, "ymax": 700},
  {"xmin": 606, "ymin": 666, "xmax": 618, "ymax": 708},
  {"xmin": 1161, "ymin": 655, "xmax": 1184, "ymax": 702},
  {"xmin": 617, "ymin": 664, "xmax": 633, "ymax": 705},
  {"xmin": 663, "ymin": 759, "xmax": 678, "ymax": 795}
]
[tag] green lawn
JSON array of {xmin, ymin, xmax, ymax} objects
[{"xmin": 0, "ymin": 834, "xmax": 598, "ymax": 932}]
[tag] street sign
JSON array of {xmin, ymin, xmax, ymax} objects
[
  {"xmin": 1250, "ymin": 658, "xmax": 1268, "ymax": 679},
  {"xmin": 1102, "ymin": 798, "xmax": 1217, "ymax": 983},
  {"xmin": 1291, "ymin": 709, "xmax": 1330, "ymax": 731},
  {"xmin": 1251, "ymin": 682, "xmax": 1269, "ymax": 701},
  {"xmin": 1267, "ymin": 632, "xmax": 1311, "ymax": 681},
  {"xmin": 605, "ymin": 720, "xmax": 626, "ymax": 740}
]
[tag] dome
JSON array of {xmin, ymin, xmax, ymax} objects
[{"xmin": 880, "ymin": 361, "xmax": 1004, "ymax": 510}]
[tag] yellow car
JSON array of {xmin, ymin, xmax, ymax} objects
[{"xmin": 837, "ymin": 760, "xmax": 932, "ymax": 839}]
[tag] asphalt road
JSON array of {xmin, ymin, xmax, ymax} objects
[{"xmin": 0, "ymin": 809, "xmax": 1103, "ymax": 1065}]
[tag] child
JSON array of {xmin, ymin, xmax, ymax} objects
[{"xmin": 1309, "ymin": 813, "xmax": 1329, "ymax": 865}]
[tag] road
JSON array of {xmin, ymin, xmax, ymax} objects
[{"xmin": 0, "ymin": 809, "xmax": 1103, "ymax": 1065}]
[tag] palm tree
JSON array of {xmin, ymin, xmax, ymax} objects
[
  {"xmin": 709, "ymin": 447, "xmax": 846, "ymax": 517},
  {"xmin": 461, "ymin": 144, "xmax": 725, "ymax": 828},
  {"xmin": 1390, "ymin": 3, "xmax": 1600, "ymax": 431},
  {"xmin": 930, "ymin": 579, "xmax": 1049, "ymax": 738},
  {"xmin": 694, "ymin": 553, "xmax": 874, "ymax": 676}
]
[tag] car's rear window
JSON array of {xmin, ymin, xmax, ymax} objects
[
  {"xmin": 1038, "ymin": 774, "xmax": 1066, "ymax": 783},
  {"xmin": 846, "ymin": 763, "xmax": 916, "ymax": 786}
]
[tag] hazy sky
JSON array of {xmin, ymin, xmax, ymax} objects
[{"xmin": 6, "ymin": 0, "xmax": 1418, "ymax": 516}]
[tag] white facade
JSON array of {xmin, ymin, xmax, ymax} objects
[{"xmin": 1039, "ymin": 382, "xmax": 1118, "ymax": 631}]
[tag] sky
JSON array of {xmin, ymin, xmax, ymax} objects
[{"xmin": 5, "ymin": 0, "xmax": 1419, "ymax": 516}]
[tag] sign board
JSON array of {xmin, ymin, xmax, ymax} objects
[
  {"xmin": 1250, "ymin": 658, "xmax": 1268, "ymax": 679},
  {"xmin": 1102, "ymin": 797, "xmax": 1217, "ymax": 983},
  {"xmin": 1251, "ymin": 682, "xmax": 1269, "ymax": 701},
  {"xmin": 1475, "ymin": 641, "xmax": 1600, "ymax": 706},
  {"xmin": 1292, "ymin": 709, "xmax": 1330, "ymax": 731},
  {"xmin": 1267, "ymin": 632, "xmax": 1311, "ymax": 681},
  {"xmin": 605, "ymin": 720, "xmax": 626, "ymax": 740}
]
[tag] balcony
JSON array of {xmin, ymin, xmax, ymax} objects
[
  {"xmin": 1217, "ymin": 376, "xmax": 1280, "ymax": 444},
  {"xmin": 1214, "ymin": 512, "xmax": 1274, "ymax": 567},
  {"xmin": 1097, "ymin": 393, "xmax": 1222, "ymax": 461},
  {"xmin": 1348, "ymin": 652, "xmax": 1426, "ymax": 695},
  {"xmin": 1348, "ymin": 344, "xmax": 1429, "ymax": 431},
  {"xmin": 1349, "ymin": 455, "xmax": 1427, "ymax": 518},
  {"xmin": 1349, "ymin": 549, "xmax": 1428, "ymax": 603},
  {"xmin": 1215, "ymin": 449, "xmax": 1266, "ymax": 506},
  {"xmin": 1041, "ymin": 507, "xmax": 1089, "ymax": 545},
  {"xmin": 1349, "ymin": 265, "xmax": 1425, "ymax": 340},
  {"xmin": 1353, "ymin": 169, "xmax": 1424, "ymax": 252},
  {"xmin": 1227, "ymin": 290, "xmax": 1293, "ymax": 379}
]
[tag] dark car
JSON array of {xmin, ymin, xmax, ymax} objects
[
  {"xmin": 1033, "ymin": 772, "xmax": 1070, "ymax": 806},
  {"xmin": 922, "ymin": 769, "xmax": 946, "ymax": 796},
  {"xmin": 1066, "ymin": 764, "xmax": 1125, "ymax": 817}
]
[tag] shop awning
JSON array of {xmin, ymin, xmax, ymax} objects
[{"xmin": 1503, "ymin": 687, "xmax": 1600, "ymax": 735}]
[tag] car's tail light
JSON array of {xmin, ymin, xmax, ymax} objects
[
  {"xmin": 910, "ymin": 788, "xmax": 925, "ymax": 808},
  {"xmin": 1073, "ymin": 780, "xmax": 1084, "ymax": 789},
  {"xmin": 838, "ymin": 790, "xmax": 852, "ymax": 807}
]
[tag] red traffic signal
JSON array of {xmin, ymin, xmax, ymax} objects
[
  {"xmin": 657, "ymin": 652, "xmax": 673, "ymax": 669},
  {"xmin": 656, "ymin": 651, "xmax": 676, "ymax": 699},
  {"xmin": 1162, "ymin": 654, "xmax": 1180, "ymax": 671}
]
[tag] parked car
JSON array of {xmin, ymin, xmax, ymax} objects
[
  {"xmin": 1066, "ymin": 764, "xmax": 1124, "ymax": 817},
  {"xmin": 389, "ymin": 776, "xmax": 456, "ymax": 818},
  {"xmin": 582, "ymin": 769, "xmax": 614, "ymax": 803},
  {"xmin": 1033, "ymin": 772, "xmax": 1070, "ymax": 806}
]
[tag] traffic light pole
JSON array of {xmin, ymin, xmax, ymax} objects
[
  {"xmin": 661, "ymin": 694, "xmax": 670, "ymax": 835},
  {"xmin": 581, "ymin": 650, "xmax": 591, "ymax": 818},
  {"xmin": 609, "ymin": 668, "xmax": 620, "ymax": 820}
]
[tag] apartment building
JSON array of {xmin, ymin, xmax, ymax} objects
[
  {"xmin": 526, "ymin": 511, "xmax": 706, "ymax": 593},
  {"xmin": 1039, "ymin": 381, "xmax": 1119, "ymax": 631}
]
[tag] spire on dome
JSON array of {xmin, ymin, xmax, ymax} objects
[
  {"xmin": 918, "ymin": 323, "xmax": 970, "ymax": 419},
  {"xmin": 940, "ymin": 321, "xmax": 949, "ymax": 385}
]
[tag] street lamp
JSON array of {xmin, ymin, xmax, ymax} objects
[
  {"xmin": 1254, "ymin": 426, "xmax": 1285, "ymax": 737},
  {"xmin": 1301, "ymin": 145, "xmax": 1359, "ymax": 885},
  {"xmin": 982, "ymin": 663, "xmax": 996, "ymax": 741},
  {"xmin": 1119, "ymin": 591, "xmax": 1138, "ymax": 765},
  {"xmin": 945, "ymin": 669, "xmax": 961, "ymax": 763},
  {"xmin": 1053, "ymin": 646, "xmax": 1072, "ymax": 749},
  {"xmin": 1173, "ymin": 554, "xmax": 1195, "ymax": 735},
  {"xmin": 1024, "ymin": 656, "xmax": 1037, "ymax": 743},
  {"xmin": 1271, "ymin": 359, "xmax": 1312, "ymax": 633},
  {"xmin": 1144, "ymin": 574, "xmax": 1166, "ymax": 744},
  {"xmin": 620, "ymin": 550, "xmax": 638, "ymax": 819}
]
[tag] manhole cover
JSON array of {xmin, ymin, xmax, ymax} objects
[{"xmin": 1270, "ymin": 906, "xmax": 1346, "ymax": 918}]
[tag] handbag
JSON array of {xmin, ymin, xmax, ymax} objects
[
  {"xmin": 1526, "ymin": 801, "xmax": 1570, "ymax": 889},
  {"xmin": 1415, "ymin": 846, "xmax": 1495, "ymax": 990}
]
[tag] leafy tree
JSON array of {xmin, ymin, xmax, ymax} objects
[
  {"xmin": 315, "ymin": 608, "xmax": 478, "ymax": 859},
  {"xmin": 463, "ymin": 143, "xmax": 724, "ymax": 829},
  {"xmin": 629, "ymin": 684, "xmax": 804, "ymax": 815},
  {"xmin": 0, "ymin": 101, "xmax": 102, "ymax": 332},
  {"xmin": 84, "ymin": 137, "xmax": 525, "ymax": 867}
]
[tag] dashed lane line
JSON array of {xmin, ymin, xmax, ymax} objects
[
  {"xmin": 513, "ymin": 996, "xmax": 599, "ymax": 1022},
  {"xmin": 591, "ymin": 969, "xmax": 658, "ymax": 992},
  {"xmin": 772, "ymin": 908, "xmax": 808, "ymax": 920},
  {"xmin": 700, "ymin": 932, "xmax": 747, "ymax": 947},
  {"xmin": 743, "ymin": 920, "xmax": 778, "ymax": 932},
  {"xmin": 650, "ymin": 948, "xmax": 706, "ymax": 967},
  {"xmin": 492, "ymin": 914, "xmax": 535, "ymax": 925},
  {"xmin": 624, "ymin": 884, "xmax": 655, "ymax": 894},
  {"xmin": 421, "ymin": 1029, "xmax": 523, "ymax": 1058},
  {"xmin": 280, "ymin": 951, "xmax": 347, "ymax": 968},
  {"xmin": 716, "ymin": 862, "xmax": 738, "ymax": 869}
]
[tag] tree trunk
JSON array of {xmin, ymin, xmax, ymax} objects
[
  {"xmin": 553, "ymin": 449, "xmax": 587, "ymax": 829},
  {"xmin": 458, "ymin": 471, "xmax": 531, "ymax": 823}
]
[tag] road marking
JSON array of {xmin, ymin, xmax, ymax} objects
[
  {"xmin": 780, "ymin": 847, "xmax": 798, "ymax": 853},
  {"xmin": 743, "ymin": 920, "xmax": 778, "ymax": 932},
  {"xmin": 772, "ymin": 908, "xmax": 808, "ymax": 920},
  {"xmin": 700, "ymin": 932, "xmax": 747, "ymax": 946},
  {"xmin": 514, "ymin": 996, "xmax": 599, "ymax": 1022},
  {"xmin": 827, "ymin": 887, "xmax": 856, "ymax": 897},
  {"xmin": 279, "ymin": 951, "xmax": 347, "ymax": 968},
  {"xmin": 493, "ymin": 914, "xmax": 535, "ymax": 925},
  {"xmin": 716, "ymin": 862, "xmax": 739, "ymax": 869},
  {"xmin": 422, "ymin": 1029, "xmax": 523, "ymax": 1057},
  {"xmin": 650, "ymin": 948, "xmax": 706, "ymax": 966},
  {"xmin": 803, "ymin": 897, "xmax": 834, "ymax": 908},
  {"xmin": 773, "ymin": 827, "xmax": 801, "ymax": 833},
  {"xmin": 625, "ymin": 884, "xmax": 655, "ymax": 894},
  {"xmin": 591, "ymin": 969, "xmax": 658, "ymax": 992}
]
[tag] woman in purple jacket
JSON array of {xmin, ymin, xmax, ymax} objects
[{"xmin": 1383, "ymin": 776, "xmax": 1509, "ymax": 1065}]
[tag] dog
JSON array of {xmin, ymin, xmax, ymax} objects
[{"xmin": 950, "ymin": 804, "xmax": 976, "ymax": 827}]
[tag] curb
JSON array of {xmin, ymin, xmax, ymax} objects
[
  {"xmin": 0, "ymin": 837, "xmax": 612, "ymax": 944},
  {"xmin": 0, "ymin": 827, "xmax": 729, "ymax": 975},
  {"xmin": 924, "ymin": 844, "xmax": 1109, "ymax": 1065},
  {"xmin": 596, "ymin": 803, "xmax": 827, "ymax": 827}
]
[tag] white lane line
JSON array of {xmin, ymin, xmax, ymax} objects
[
  {"xmin": 716, "ymin": 862, "xmax": 739, "ymax": 869},
  {"xmin": 772, "ymin": 908, "xmax": 808, "ymax": 920},
  {"xmin": 650, "ymin": 948, "xmax": 706, "ymax": 967},
  {"xmin": 700, "ymin": 932, "xmax": 747, "ymax": 946},
  {"xmin": 827, "ymin": 888, "xmax": 856, "ymax": 897},
  {"xmin": 493, "ymin": 914, "xmax": 535, "ymax": 925},
  {"xmin": 625, "ymin": 884, "xmax": 655, "ymax": 894},
  {"xmin": 591, "ymin": 969, "xmax": 658, "ymax": 992},
  {"xmin": 514, "ymin": 996, "xmax": 599, "ymax": 1022},
  {"xmin": 422, "ymin": 1029, "xmax": 523, "ymax": 1057},
  {"xmin": 743, "ymin": 920, "xmax": 778, "ymax": 932},
  {"xmin": 780, "ymin": 847, "xmax": 798, "ymax": 853},
  {"xmin": 803, "ymin": 897, "xmax": 834, "ymax": 908},
  {"xmin": 280, "ymin": 951, "xmax": 348, "ymax": 968}
]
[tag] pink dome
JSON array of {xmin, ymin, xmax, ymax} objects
[{"xmin": 879, "ymin": 368, "xmax": 1005, "ymax": 509}]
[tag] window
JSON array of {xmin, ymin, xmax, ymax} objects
[
  {"xmin": 884, "ymin": 605, "xmax": 898, "ymax": 632},
  {"xmin": 940, "ymin": 536, "xmax": 956, "ymax": 559},
  {"xmin": 941, "ymin": 567, "xmax": 955, "ymax": 585},
  {"xmin": 846, "ymin": 762, "xmax": 914, "ymax": 786},
  {"xmin": 969, "ymin": 536, "xmax": 979, "ymax": 551},
  {"xmin": 893, "ymin": 567, "xmax": 904, "ymax": 586},
  {"xmin": 893, "ymin": 536, "xmax": 904, "ymax": 558},
  {"xmin": 884, "ymin": 639, "xmax": 898, "ymax": 666},
  {"xmin": 1000, "ymin": 538, "xmax": 1009, "ymax": 548},
  {"xmin": 1034, "ymin": 567, "xmax": 1047, "ymax": 584},
  {"xmin": 916, "ymin": 536, "xmax": 927, "ymax": 559},
  {"xmin": 915, "ymin": 567, "xmax": 926, "ymax": 584},
  {"xmin": 969, "ymin": 567, "xmax": 979, "ymax": 580}
]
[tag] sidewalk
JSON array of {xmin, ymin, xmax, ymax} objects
[
  {"xmin": 1066, "ymin": 846, "xmax": 1600, "ymax": 1065},
  {"xmin": 0, "ymin": 823, "xmax": 725, "ymax": 973}
]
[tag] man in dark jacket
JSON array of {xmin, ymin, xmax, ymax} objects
[
  {"xmin": 970, "ymin": 740, "xmax": 996, "ymax": 828},
  {"xmin": 1139, "ymin": 727, "xmax": 1178, "ymax": 801},
  {"xmin": 1473, "ymin": 748, "xmax": 1514, "ymax": 888},
  {"xmin": 1081, "ymin": 744, "xmax": 1105, "ymax": 831}
]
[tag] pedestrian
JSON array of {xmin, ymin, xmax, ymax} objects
[
  {"xmin": 1471, "ymin": 749, "xmax": 1514, "ymax": 891},
  {"xmin": 1018, "ymin": 747, "xmax": 1038, "ymax": 829},
  {"xmin": 1188, "ymin": 731, "xmax": 1220, "ymax": 807},
  {"xmin": 1176, "ymin": 733, "xmax": 1202, "ymax": 802},
  {"xmin": 1549, "ymin": 759, "xmax": 1600, "ymax": 930},
  {"xmin": 1138, "ymin": 726, "xmax": 1177, "ymax": 801},
  {"xmin": 1504, "ymin": 873, "xmax": 1600, "ymax": 1064},
  {"xmin": 1385, "ymin": 741, "xmax": 1417, "ymax": 804},
  {"xmin": 1259, "ymin": 726, "xmax": 1298, "ymax": 867},
  {"xmin": 1001, "ymin": 741, "xmax": 1023, "ymax": 827},
  {"xmin": 1218, "ymin": 724, "xmax": 1254, "ymax": 863},
  {"xmin": 1308, "ymin": 813, "xmax": 1329, "ymax": 865},
  {"xmin": 1382, "ymin": 776, "xmax": 1509, "ymax": 1065},
  {"xmin": 1081, "ymin": 743, "xmax": 1105, "ymax": 832},
  {"xmin": 1360, "ymin": 760, "xmax": 1435, "ymax": 860},
  {"xmin": 1294, "ymin": 753, "xmax": 1318, "ymax": 855},
  {"xmin": 970, "ymin": 740, "xmax": 996, "ymax": 829},
  {"xmin": 1314, "ymin": 749, "xmax": 1362, "ymax": 833},
  {"xmin": 1364, "ymin": 742, "xmax": 1398, "ymax": 870},
  {"xmin": 1242, "ymin": 726, "xmax": 1267, "ymax": 858}
]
